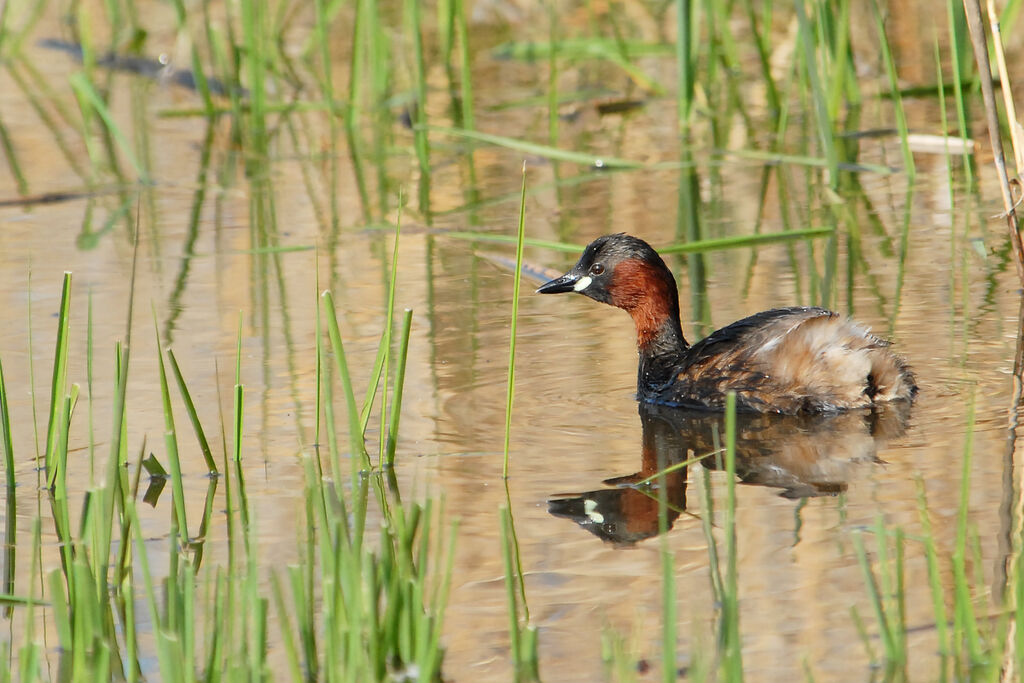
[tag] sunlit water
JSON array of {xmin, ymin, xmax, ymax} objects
[{"xmin": 1, "ymin": 2, "xmax": 1023, "ymax": 680}]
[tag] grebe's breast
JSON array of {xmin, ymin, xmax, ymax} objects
[{"xmin": 653, "ymin": 307, "xmax": 917, "ymax": 414}]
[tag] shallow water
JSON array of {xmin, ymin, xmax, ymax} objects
[{"xmin": 1, "ymin": 1, "xmax": 1023, "ymax": 680}]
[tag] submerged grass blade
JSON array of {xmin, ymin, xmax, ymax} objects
[
  {"xmin": 633, "ymin": 449, "xmax": 718, "ymax": 487},
  {"xmin": 442, "ymin": 226, "xmax": 833, "ymax": 256},
  {"xmin": 492, "ymin": 38, "xmax": 671, "ymax": 61},
  {"xmin": 427, "ymin": 126, "xmax": 643, "ymax": 168},
  {"xmin": 500, "ymin": 505, "xmax": 539, "ymax": 680}
]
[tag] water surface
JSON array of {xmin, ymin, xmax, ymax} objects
[{"xmin": 0, "ymin": 2, "xmax": 1021, "ymax": 680}]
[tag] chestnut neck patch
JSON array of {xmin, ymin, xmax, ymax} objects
[{"xmin": 610, "ymin": 258, "xmax": 680, "ymax": 349}]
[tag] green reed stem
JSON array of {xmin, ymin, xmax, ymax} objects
[
  {"xmin": 721, "ymin": 391, "xmax": 743, "ymax": 679},
  {"xmin": 853, "ymin": 530, "xmax": 893, "ymax": 660},
  {"xmin": 740, "ymin": 0, "xmax": 779, "ymax": 114},
  {"xmin": 947, "ymin": 0, "xmax": 975, "ymax": 188},
  {"xmin": 154, "ymin": 318, "xmax": 190, "ymax": 543},
  {"xmin": 68, "ymin": 75, "xmax": 146, "ymax": 181},
  {"xmin": 0, "ymin": 0, "xmax": 9, "ymax": 53},
  {"xmin": 269, "ymin": 572, "xmax": 303, "ymax": 681},
  {"xmin": 86, "ymin": 291, "xmax": 96, "ymax": 483},
  {"xmin": 167, "ymin": 350, "xmax": 218, "ymax": 473},
  {"xmin": 19, "ymin": 517, "xmax": 42, "ymax": 681},
  {"xmin": 0, "ymin": 113, "xmax": 27, "ymax": 196},
  {"xmin": 455, "ymin": 0, "xmax": 475, "ymax": 130},
  {"xmin": 170, "ymin": 0, "xmax": 214, "ymax": 115},
  {"xmin": 499, "ymin": 506, "xmax": 521, "ymax": 668},
  {"xmin": 359, "ymin": 210, "xmax": 402, "ymax": 442},
  {"xmin": 500, "ymin": 504, "xmax": 539, "ymax": 680},
  {"xmin": 0, "ymin": 0, "xmax": 47, "ymax": 58},
  {"xmin": 49, "ymin": 388, "xmax": 75, "ymax": 581},
  {"xmin": 315, "ymin": 0, "xmax": 342, "ymax": 234},
  {"xmin": 318, "ymin": 312, "xmax": 342, "ymax": 486},
  {"xmin": 953, "ymin": 394, "xmax": 983, "ymax": 663},
  {"xmin": 364, "ymin": 0, "xmax": 389, "ymax": 106},
  {"xmin": 914, "ymin": 481, "xmax": 950, "ymax": 672},
  {"xmin": 314, "ymin": 0, "xmax": 337, "ymax": 111},
  {"xmin": 873, "ymin": 518, "xmax": 906, "ymax": 671},
  {"xmin": 933, "ymin": 38, "xmax": 960, "ymax": 301},
  {"xmin": 0, "ymin": 355, "xmax": 12, "ymax": 488},
  {"xmin": 240, "ymin": 0, "xmax": 268, "ymax": 159},
  {"xmin": 377, "ymin": 223, "xmax": 404, "ymax": 467},
  {"xmin": 44, "ymin": 272, "xmax": 72, "ymax": 488},
  {"xmin": 437, "ymin": 0, "xmax": 453, "ymax": 62},
  {"xmin": 313, "ymin": 260, "xmax": 323, "ymax": 455},
  {"xmin": 870, "ymin": 0, "xmax": 915, "ymax": 178},
  {"xmin": 1016, "ymin": 545, "xmax": 1024, "ymax": 675},
  {"xmin": 386, "ymin": 309, "xmax": 413, "ymax": 467},
  {"xmin": 676, "ymin": 0, "xmax": 695, "ymax": 129},
  {"xmin": 793, "ymin": 0, "xmax": 838, "ymax": 188},
  {"xmin": 546, "ymin": 3, "xmax": 559, "ymax": 143},
  {"xmin": 823, "ymin": 0, "xmax": 857, "ymax": 120},
  {"xmin": 103, "ymin": 350, "xmax": 132, "ymax": 590},
  {"xmin": 502, "ymin": 164, "xmax": 528, "ymax": 479},
  {"xmin": 322, "ymin": 291, "xmax": 371, "ymax": 471},
  {"xmin": 659, "ymin": 477, "xmax": 676, "ymax": 682},
  {"xmin": 405, "ymin": 0, "xmax": 430, "ymax": 210}
]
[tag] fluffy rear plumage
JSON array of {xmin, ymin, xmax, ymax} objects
[{"xmin": 656, "ymin": 308, "xmax": 917, "ymax": 413}]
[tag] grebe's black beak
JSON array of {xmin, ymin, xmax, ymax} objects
[{"xmin": 536, "ymin": 271, "xmax": 580, "ymax": 294}]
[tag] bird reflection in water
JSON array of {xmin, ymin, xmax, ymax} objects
[{"xmin": 548, "ymin": 402, "xmax": 911, "ymax": 545}]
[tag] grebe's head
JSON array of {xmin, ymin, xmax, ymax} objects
[{"xmin": 536, "ymin": 233, "xmax": 677, "ymax": 313}]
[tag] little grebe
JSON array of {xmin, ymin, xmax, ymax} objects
[{"xmin": 537, "ymin": 233, "xmax": 917, "ymax": 414}]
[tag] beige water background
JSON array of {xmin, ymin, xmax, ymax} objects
[{"xmin": 2, "ymin": 1, "xmax": 1024, "ymax": 680}]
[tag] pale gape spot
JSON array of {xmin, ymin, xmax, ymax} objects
[
  {"xmin": 583, "ymin": 498, "xmax": 604, "ymax": 524},
  {"xmin": 573, "ymin": 275, "xmax": 592, "ymax": 292}
]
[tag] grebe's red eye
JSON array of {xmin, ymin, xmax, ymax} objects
[{"xmin": 590, "ymin": 263, "xmax": 604, "ymax": 276}]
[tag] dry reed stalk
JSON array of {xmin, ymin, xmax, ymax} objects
[
  {"xmin": 962, "ymin": 0, "xmax": 1024, "ymax": 285},
  {"xmin": 968, "ymin": 4, "xmax": 1024, "ymax": 680}
]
